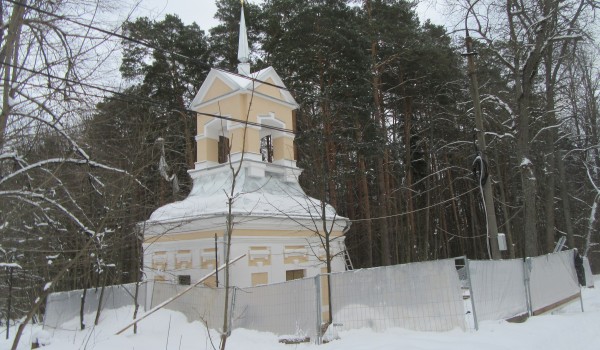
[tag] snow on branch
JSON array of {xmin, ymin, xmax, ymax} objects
[
  {"xmin": 0, "ymin": 151, "xmax": 19, "ymax": 161},
  {"xmin": 530, "ymin": 119, "xmax": 568, "ymax": 143},
  {"xmin": 0, "ymin": 190, "xmax": 96, "ymax": 237},
  {"xmin": 481, "ymin": 95, "xmax": 516, "ymax": 123},
  {"xmin": 584, "ymin": 162, "xmax": 600, "ymax": 195},
  {"xmin": 0, "ymin": 262, "xmax": 22, "ymax": 269},
  {"xmin": 0, "ymin": 156, "xmax": 145, "ymax": 188},
  {"xmin": 549, "ymin": 34, "xmax": 584, "ymax": 41},
  {"xmin": 484, "ymin": 132, "xmax": 515, "ymax": 140},
  {"xmin": 520, "ymin": 157, "xmax": 533, "ymax": 168}
]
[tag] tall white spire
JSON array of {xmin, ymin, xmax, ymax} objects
[{"xmin": 237, "ymin": 1, "xmax": 251, "ymax": 76}]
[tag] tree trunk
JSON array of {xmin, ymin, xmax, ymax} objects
[
  {"xmin": 94, "ymin": 270, "xmax": 109, "ymax": 326},
  {"xmin": 80, "ymin": 287, "xmax": 87, "ymax": 330},
  {"xmin": 558, "ymin": 151, "xmax": 575, "ymax": 249},
  {"xmin": 445, "ymin": 154, "xmax": 465, "ymax": 256},
  {"xmin": 403, "ymin": 95, "xmax": 416, "ymax": 261},
  {"xmin": 357, "ymin": 154, "xmax": 373, "ymax": 267},
  {"xmin": 324, "ymin": 118, "xmax": 338, "ymax": 209},
  {"xmin": 376, "ymin": 157, "xmax": 391, "ymax": 266},
  {"xmin": 0, "ymin": 2, "xmax": 26, "ymax": 147},
  {"xmin": 543, "ymin": 147, "xmax": 556, "ymax": 253}
]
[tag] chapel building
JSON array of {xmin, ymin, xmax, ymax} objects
[{"xmin": 142, "ymin": 4, "xmax": 351, "ymax": 289}]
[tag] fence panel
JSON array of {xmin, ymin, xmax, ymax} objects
[
  {"xmin": 44, "ymin": 283, "xmax": 145, "ymax": 330},
  {"xmin": 231, "ymin": 277, "xmax": 318, "ymax": 341},
  {"xmin": 528, "ymin": 249, "xmax": 580, "ymax": 315},
  {"xmin": 151, "ymin": 283, "xmax": 226, "ymax": 330},
  {"xmin": 329, "ymin": 259, "xmax": 466, "ymax": 332},
  {"xmin": 469, "ymin": 259, "xmax": 528, "ymax": 321}
]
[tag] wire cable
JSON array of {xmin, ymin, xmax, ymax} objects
[
  {"xmin": 5, "ymin": 62, "xmax": 296, "ymax": 135},
  {"xmin": 349, "ymin": 187, "xmax": 478, "ymax": 222},
  {"xmin": 5, "ymin": 0, "xmax": 375, "ymax": 114}
]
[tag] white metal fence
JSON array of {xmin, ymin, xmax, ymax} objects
[
  {"xmin": 468, "ymin": 258, "xmax": 529, "ymax": 322},
  {"xmin": 329, "ymin": 258, "xmax": 466, "ymax": 332},
  {"xmin": 232, "ymin": 277, "xmax": 319, "ymax": 340},
  {"xmin": 527, "ymin": 250, "xmax": 581, "ymax": 315},
  {"xmin": 151, "ymin": 282, "xmax": 226, "ymax": 329},
  {"xmin": 43, "ymin": 250, "xmax": 587, "ymax": 343},
  {"xmin": 44, "ymin": 282, "xmax": 146, "ymax": 330}
]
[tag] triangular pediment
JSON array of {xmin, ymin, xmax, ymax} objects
[
  {"xmin": 190, "ymin": 67, "xmax": 298, "ymax": 111},
  {"xmin": 254, "ymin": 77, "xmax": 282, "ymax": 100},
  {"xmin": 190, "ymin": 69, "xmax": 239, "ymax": 107},
  {"xmin": 202, "ymin": 76, "xmax": 234, "ymax": 103}
]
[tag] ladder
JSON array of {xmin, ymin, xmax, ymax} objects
[{"xmin": 343, "ymin": 249, "xmax": 354, "ymax": 270}]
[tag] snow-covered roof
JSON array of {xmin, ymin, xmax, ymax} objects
[
  {"xmin": 189, "ymin": 67, "xmax": 298, "ymax": 110},
  {"xmin": 147, "ymin": 162, "xmax": 347, "ymax": 232}
]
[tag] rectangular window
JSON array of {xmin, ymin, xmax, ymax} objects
[
  {"xmin": 175, "ymin": 250, "xmax": 192, "ymax": 269},
  {"xmin": 251, "ymin": 272, "xmax": 268, "ymax": 286},
  {"xmin": 201, "ymin": 247, "xmax": 217, "ymax": 269},
  {"xmin": 284, "ymin": 245, "xmax": 308, "ymax": 264},
  {"xmin": 152, "ymin": 251, "xmax": 167, "ymax": 271},
  {"xmin": 178, "ymin": 275, "xmax": 191, "ymax": 285},
  {"xmin": 248, "ymin": 246, "xmax": 271, "ymax": 267},
  {"xmin": 286, "ymin": 269, "xmax": 305, "ymax": 281}
]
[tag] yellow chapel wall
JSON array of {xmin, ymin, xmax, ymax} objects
[
  {"xmin": 145, "ymin": 228, "xmax": 345, "ymax": 244},
  {"xmin": 203, "ymin": 77, "xmax": 233, "ymax": 102},
  {"xmin": 143, "ymin": 226, "xmax": 347, "ymax": 287},
  {"xmin": 196, "ymin": 93, "xmax": 296, "ymax": 163}
]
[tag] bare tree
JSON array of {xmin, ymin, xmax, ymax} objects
[
  {"xmin": 218, "ymin": 79, "xmax": 256, "ymax": 350},
  {"xmin": 450, "ymin": 0, "xmax": 596, "ymax": 256},
  {"xmin": 0, "ymin": 1, "xmax": 140, "ymax": 348},
  {"xmin": 564, "ymin": 46, "xmax": 600, "ymax": 258}
]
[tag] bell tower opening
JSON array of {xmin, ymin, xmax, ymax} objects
[
  {"xmin": 218, "ymin": 135, "xmax": 230, "ymax": 164},
  {"xmin": 260, "ymin": 135, "xmax": 273, "ymax": 163}
]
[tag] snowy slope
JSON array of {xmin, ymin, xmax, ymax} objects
[{"xmin": 3, "ymin": 276, "xmax": 600, "ymax": 350}]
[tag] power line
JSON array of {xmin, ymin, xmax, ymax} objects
[
  {"xmin": 349, "ymin": 187, "xmax": 478, "ymax": 222},
  {"xmin": 5, "ymin": 62, "xmax": 296, "ymax": 135},
  {"xmin": 5, "ymin": 0, "xmax": 374, "ymax": 114},
  {"xmin": 5, "ymin": 0, "xmax": 200, "ymax": 68}
]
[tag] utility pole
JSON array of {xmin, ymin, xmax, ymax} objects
[{"xmin": 464, "ymin": 34, "xmax": 501, "ymax": 260}]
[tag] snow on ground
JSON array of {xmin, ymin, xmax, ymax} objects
[{"xmin": 3, "ymin": 276, "xmax": 600, "ymax": 350}]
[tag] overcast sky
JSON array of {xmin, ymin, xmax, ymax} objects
[
  {"xmin": 135, "ymin": 0, "xmax": 449, "ymax": 32},
  {"xmin": 135, "ymin": 0, "xmax": 221, "ymax": 31}
]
